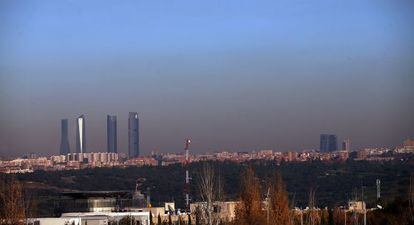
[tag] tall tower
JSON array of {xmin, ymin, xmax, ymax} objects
[
  {"xmin": 128, "ymin": 112, "xmax": 140, "ymax": 158},
  {"xmin": 342, "ymin": 139, "xmax": 350, "ymax": 151},
  {"xmin": 76, "ymin": 115, "xmax": 86, "ymax": 153},
  {"xmin": 320, "ymin": 134, "xmax": 338, "ymax": 152},
  {"xmin": 107, "ymin": 115, "xmax": 117, "ymax": 153},
  {"xmin": 59, "ymin": 119, "xmax": 70, "ymax": 155}
]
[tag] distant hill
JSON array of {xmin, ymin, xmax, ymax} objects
[{"xmin": 3, "ymin": 159, "xmax": 413, "ymax": 216}]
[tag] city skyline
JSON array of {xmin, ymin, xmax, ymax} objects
[
  {"xmin": 1, "ymin": 111, "xmax": 413, "ymax": 157},
  {"xmin": 57, "ymin": 113, "xmax": 403, "ymax": 156},
  {"xmin": 1, "ymin": 0, "xmax": 413, "ymax": 157},
  {"xmin": 0, "ymin": 111, "xmax": 412, "ymax": 157}
]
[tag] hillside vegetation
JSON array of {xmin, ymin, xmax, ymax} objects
[{"xmin": 2, "ymin": 159, "xmax": 413, "ymax": 216}]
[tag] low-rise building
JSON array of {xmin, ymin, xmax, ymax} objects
[
  {"xmin": 190, "ymin": 201, "xmax": 239, "ymax": 222},
  {"xmin": 348, "ymin": 201, "xmax": 366, "ymax": 213}
]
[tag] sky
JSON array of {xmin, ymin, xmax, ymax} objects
[{"xmin": 0, "ymin": 0, "xmax": 413, "ymax": 157}]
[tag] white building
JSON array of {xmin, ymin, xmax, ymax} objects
[{"xmin": 29, "ymin": 211, "xmax": 150, "ymax": 225}]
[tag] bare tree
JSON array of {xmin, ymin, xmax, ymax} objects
[
  {"xmin": 23, "ymin": 187, "xmax": 38, "ymax": 223},
  {"xmin": 289, "ymin": 193, "xmax": 296, "ymax": 225},
  {"xmin": 234, "ymin": 167, "xmax": 266, "ymax": 225},
  {"xmin": 0, "ymin": 176, "xmax": 25, "ymax": 225},
  {"xmin": 268, "ymin": 171, "xmax": 292, "ymax": 225},
  {"xmin": 214, "ymin": 169, "xmax": 225, "ymax": 225},
  {"xmin": 197, "ymin": 163, "xmax": 215, "ymax": 225},
  {"xmin": 306, "ymin": 187, "xmax": 319, "ymax": 225},
  {"xmin": 350, "ymin": 188, "xmax": 359, "ymax": 225},
  {"xmin": 195, "ymin": 206, "xmax": 202, "ymax": 225}
]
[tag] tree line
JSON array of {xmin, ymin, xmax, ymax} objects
[{"xmin": 1, "ymin": 159, "xmax": 414, "ymax": 224}]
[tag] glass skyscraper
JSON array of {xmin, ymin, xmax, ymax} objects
[
  {"xmin": 107, "ymin": 115, "xmax": 117, "ymax": 153},
  {"xmin": 320, "ymin": 134, "xmax": 337, "ymax": 152},
  {"xmin": 76, "ymin": 115, "xmax": 86, "ymax": 153},
  {"xmin": 59, "ymin": 119, "xmax": 70, "ymax": 155},
  {"xmin": 128, "ymin": 112, "xmax": 140, "ymax": 158}
]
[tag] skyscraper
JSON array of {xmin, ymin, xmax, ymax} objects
[
  {"xmin": 76, "ymin": 115, "xmax": 86, "ymax": 153},
  {"xmin": 342, "ymin": 139, "xmax": 350, "ymax": 151},
  {"xmin": 128, "ymin": 112, "xmax": 140, "ymax": 158},
  {"xmin": 59, "ymin": 119, "xmax": 70, "ymax": 155},
  {"xmin": 107, "ymin": 115, "xmax": 117, "ymax": 153},
  {"xmin": 320, "ymin": 134, "xmax": 337, "ymax": 152}
]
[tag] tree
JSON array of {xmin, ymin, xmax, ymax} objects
[
  {"xmin": 188, "ymin": 213, "xmax": 192, "ymax": 225},
  {"xmin": 306, "ymin": 188, "xmax": 320, "ymax": 225},
  {"xmin": 195, "ymin": 206, "xmax": 202, "ymax": 225},
  {"xmin": 23, "ymin": 188, "xmax": 37, "ymax": 220},
  {"xmin": 0, "ymin": 176, "xmax": 25, "ymax": 225},
  {"xmin": 158, "ymin": 214, "xmax": 162, "ymax": 225},
  {"xmin": 197, "ymin": 163, "xmax": 215, "ymax": 225},
  {"xmin": 234, "ymin": 167, "xmax": 266, "ymax": 225},
  {"xmin": 328, "ymin": 208, "xmax": 334, "ymax": 225},
  {"xmin": 333, "ymin": 207, "xmax": 345, "ymax": 225},
  {"xmin": 320, "ymin": 209, "xmax": 328, "ymax": 225},
  {"xmin": 268, "ymin": 171, "xmax": 292, "ymax": 225},
  {"xmin": 150, "ymin": 212, "xmax": 153, "ymax": 225}
]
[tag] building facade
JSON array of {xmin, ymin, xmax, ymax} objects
[
  {"xmin": 107, "ymin": 115, "xmax": 117, "ymax": 153},
  {"xmin": 60, "ymin": 119, "xmax": 71, "ymax": 155},
  {"xmin": 320, "ymin": 134, "xmax": 337, "ymax": 152},
  {"xmin": 128, "ymin": 112, "xmax": 140, "ymax": 158},
  {"xmin": 76, "ymin": 115, "xmax": 86, "ymax": 153}
]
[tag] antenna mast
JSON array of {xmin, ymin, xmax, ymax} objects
[{"xmin": 184, "ymin": 139, "xmax": 191, "ymax": 211}]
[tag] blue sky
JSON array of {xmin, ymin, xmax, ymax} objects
[{"xmin": 0, "ymin": 0, "xmax": 413, "ymax": 156}]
